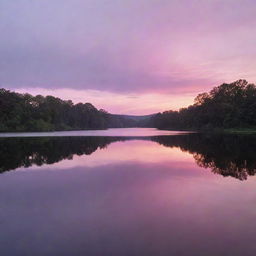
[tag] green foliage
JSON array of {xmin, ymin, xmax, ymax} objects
[
  {"xmin": 0, "ymin": 88, "xmax": 150, "ymax": 132},
  {"xmin": 2, "ymin": 79, "xmax": 255, "ymax": 132},
  {"xmin": 0, "ymin": 89, "xmax": 109, "ymax": 132},
  {"xmin": 152, "ymin": 80, "xmax": 256, "ymax": 130}
]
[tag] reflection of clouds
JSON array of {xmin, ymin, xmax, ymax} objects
[
  {"xmin": 22, "ymin": 140, "xmax": 195, "ymax": 171},
  {"xmin": 3, "ymin": 133, "xmax": 256, "ymax": 181}
]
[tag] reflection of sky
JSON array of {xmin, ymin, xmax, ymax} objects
[
  {"xmin": 8, "ymin": 136, "xmax": 256, "ymax": 183},
  {"xmin": 16, "ymin": 140, "xmax": 195, "ymax": 171},
  {"xmin": 1, "ymin": 0, "xmax": 256, "ymax": 114},
  {"xmin": 0, "ymin": 128, "xmax": 191, "ymax": 138},
  {"xmin": 1, "ymin": 142, "xmax": 256, "ymax": 255}
]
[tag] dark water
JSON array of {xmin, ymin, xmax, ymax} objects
[{"xmin": 1, "ymin": 129, "xmax": 256, "ymax": 256}]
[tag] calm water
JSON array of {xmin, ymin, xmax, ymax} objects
[
  {"xmin": 0, "ymin": 128, "xmax": 190, "ymax": 137},
  {"xmin": 1, "ymin": 128, "xmax": 256, "ymax": 256}
]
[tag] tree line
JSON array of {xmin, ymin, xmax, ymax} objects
[
  {"xmin": 0, "ymin": 89, "xmax": 137, "ymax": 132},
  {"xmin": 1, "ymin": 79, "xmax": 256, "ymax": 132},
  {"xmin": 151, "ymin": 80, "xmax": 256, "ymax": 130}
]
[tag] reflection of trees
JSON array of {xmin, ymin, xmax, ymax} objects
[
  {"xmin": 1, "ymin": 134, "xmax": 256, "ymax": 180},
  {"xmin": 0, "ymin": 137, "xmax": 126, "ymax": 173},
  {"xmin": 193, "ymin": 153, "xmax": 255, "ymax": 181},
  {"xmin": 152, "ymin": 134, "xmax": 256, "ymax": 180}
]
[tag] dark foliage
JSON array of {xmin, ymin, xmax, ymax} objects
[
  {"xmin": 151, "ymin": 80, "xmax": 256, "ymax": 130},
  {"xmin": 0, "ymin": 89, "xmax": 110, "ymax": 131},
  {"xmin": 0, "ymin": 89, "xmax": 145, "ymax": 131},
  {"xmin": 1, "ymin": 79, "xmax": 256, "ymax": 131}
]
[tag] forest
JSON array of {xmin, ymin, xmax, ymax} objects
[
  {"xmin": 151, "ymin": 79, "xmax": 256, "ymax": 131},
  {"xmin": 0, "ymin": 89, "xmax": 137, "ymax": 132},
  {"xmin": 1, "ymin": 79, "xmax": 256, "ymax": 132}
]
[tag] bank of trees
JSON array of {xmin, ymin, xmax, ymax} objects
[
  {"xmin": 1, "ymin": 79, "xmax": 256, "ymax": 132},
  {"xmin": 0, "ymin": 89, "xmax": 111, "ymax": 131},
  {"xmin": 152, "ymin": 80, "xmax": 256, "ymax": 130}
]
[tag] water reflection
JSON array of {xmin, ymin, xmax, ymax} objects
[
  {"xmin": 1, "ymin": 133, "xmax": 256, "ymax": 256},
  {"xmin": 1, "ymin": 134, "xmax": 256, "ymax": 180},
  {"xmin": 154, "ymin": 134, "xmax": 256, "ymax": 180}
]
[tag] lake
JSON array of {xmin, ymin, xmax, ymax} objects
[{"xmin": 1, "ymin": 128, "xmax": 256, "ymax": 256}]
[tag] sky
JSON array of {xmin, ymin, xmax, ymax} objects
[{"xmin": 1, "ymin": 0, "xmax": 256, "ymax": 114}]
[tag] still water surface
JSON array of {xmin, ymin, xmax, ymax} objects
[
  {"xmin": 1, "ymin": 128, "xmax": 256, "ymax": 255},
  {"xmin": 0, "ymin": 127, "xmax": 190, "ymax": 137}
]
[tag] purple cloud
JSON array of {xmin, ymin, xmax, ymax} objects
[{"xmin": 1, "ymin": 0, "xmax": 256, "ymax": 94}]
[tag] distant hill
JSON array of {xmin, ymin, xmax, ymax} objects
[
  {"xmin": 107, "ymin": 114, "xmax": 157, "ymax": 128},
  {"xmin": 112, "ymin": 114, "xmax": 156, "ymax": 121},
  {"xmin": 107, "ymin": 114, "xmax": 156, "ymax": 127}
]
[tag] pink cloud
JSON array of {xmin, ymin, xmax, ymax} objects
[
  {"xmin": 16, "ymin": 87, "xmax": 195, "ymax": 115},
  {"xmin": 1, "ymin": 0, "xmax": 256, "ymax": 112}
]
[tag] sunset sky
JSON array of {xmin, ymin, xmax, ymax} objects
[{"xmin": 1, "ymin": 0, "xmax": 256, "ymax": 114}]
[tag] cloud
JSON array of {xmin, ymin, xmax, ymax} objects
[
  {"xmin": 1, "ymin": 0, "xmax": 256, "ymax": 96},
  {"xmin": 15, "ymin": 87, "xmax": 195, "ymax": 115}
]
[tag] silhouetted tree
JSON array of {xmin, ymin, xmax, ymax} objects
[
  {"xmin": 0, "ymin": 89, "xmax": 142, "ymax": 131},
  {"xmin": 151, "ymin": 80, "xmax": 256, "ymax": 130}
]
